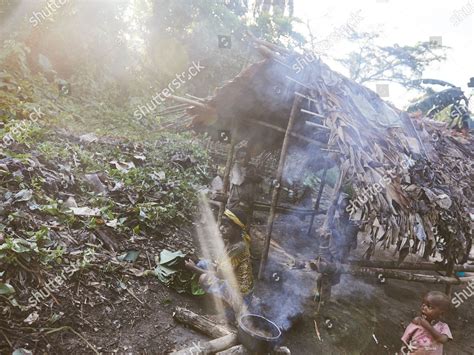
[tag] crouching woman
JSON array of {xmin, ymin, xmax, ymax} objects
[{"xmin": 185, "ymin": 209, "xmax": 254, "ymax": 319}]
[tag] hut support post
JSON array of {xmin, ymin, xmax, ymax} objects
[
  {"xmin": 217, "ymin": 127, "xmax": 237, "ymax": 226},
  {"xmin": 307, "ymin": 169, "xmax": 327, "ymax": 235},
  {"xmin": 445, "ymin": 255, "xmax": 455, "ymax": 297},
  {"xmin": 258, "ymin": 95, "xmax": 302, "ymax": 279}
]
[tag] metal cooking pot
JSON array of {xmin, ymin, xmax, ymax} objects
[{"xmin": 237, "ymin": 313, "xmax": 282, "ymax": 353}]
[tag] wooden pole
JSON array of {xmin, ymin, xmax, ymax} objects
[
  {"xmin": 347, "ymin": 260, "xmax": 474, "ymax": 272},
  {"xmin": 444, "ymin": 239, "xmax": 455, "ymax": 296},
  {"xmin": 210, "ymin": 195, "xmax": 327, "ymax": 217},
  {"xmin": 321, "ymin": 167, "xmax": 345, "ymax": 233},
  {"xmin": 445, "ymin": 260, "xmax": 455, "ymax": 296},
  {"xmin": 258, "ymin": 95, "xmax": 302, "ymax": 279},
  {"xmin": 307, "ymin": 169, "xmax": 327, "ymax": 235},
  {"xmin": 341, "ymin": 265, "xmax": 472, "ymax": 285},
  {"xmin": 217, "ymin": 124, "xmax": 237, "ymax": 226}
]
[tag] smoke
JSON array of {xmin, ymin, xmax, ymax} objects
[
  {"xmin": 251, "ymin": 258, "xmax": 316, "ymax": 331},
  {"xmin": 247, "ymin": 214, "xmax": 321, "ymax": 332}
]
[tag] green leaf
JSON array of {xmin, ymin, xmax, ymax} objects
[
  {"xmin": 159, "ymin": 249, "xmax": 185, "ymax": 265},
  {"xmin": 117, "ymin": 250, "xmax": 140, "ymax": 262},
  {"xmin": 0, "ymin": 282, "xmax": 15, "ymax": 295}
]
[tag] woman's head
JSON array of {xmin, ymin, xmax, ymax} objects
[
  {"xmin": 220, "ymin": 208, "xmax": 247, "ymax": 244},
  {"xmin": 219, "ymin": 216, "xmax": 241, "ymax": 243}
]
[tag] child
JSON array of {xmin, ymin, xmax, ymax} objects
[{"xmin": 401, "ymin": 291, "xmax": 453, "ymax": 354}]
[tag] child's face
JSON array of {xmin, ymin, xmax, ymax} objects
[{"xmin": 420, "ymin": 294, "xmax": 446, "ymax": 321}]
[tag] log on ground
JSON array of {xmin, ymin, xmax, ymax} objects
[
  {"xmin": 171, "ymin": 333, "xmax": 238, "ymax": 355},
  {"xmin": 172, "ymin": 306, "xmax": 235, "ymax": 338}
]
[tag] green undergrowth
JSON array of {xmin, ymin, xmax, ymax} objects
[{"xmin": 0, "ymin": 40, "xmax": 211, "ymax": 300}]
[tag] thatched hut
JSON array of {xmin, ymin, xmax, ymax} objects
[{"xmin": 174, "ymin": 38, "xmax": 473, "ymax": 288}]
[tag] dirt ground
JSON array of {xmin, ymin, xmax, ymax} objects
[
  {"xmin": 36, "ymin": 213, "xmax": 474, "ymax": 355},
  {"xmin": 252, "ymin": 214, "xmax": 474, "ymax": 355}
]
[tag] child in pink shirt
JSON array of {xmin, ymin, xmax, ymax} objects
[{"xmin": 401, "ymin": 291, "xmax": 453, "ymax": 354}]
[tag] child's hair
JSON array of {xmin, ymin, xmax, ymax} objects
[{"xmin": 425, "ymin": 291, "xmax": 450, "ymax": 311}]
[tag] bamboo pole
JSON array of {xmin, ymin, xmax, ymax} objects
[
  {"xmin": 301, "ymin": 109, "xmax": 326, "ymax": 120},
  {"xmin": 305, "ymin": 121, "xmax": 330, "ymax": 130},
  {"xmin": 185, "ymin": 93, "xmax": 206, "ymax": 102},
  {"xmin": 242, "ymin": 118, "xmax": 326, "ymax": 147},
  {"xmin": 295, "ymin": 91, "xmax": 319, "ymax": 105},
  {"xmin": 169, "ymin": 94, "xmax": 208, "ymax": 108},
  {"xmin": 285, "ymin": 75, "xmax": 312, "ymax": 90},
  {"xmin": 258, "ymin": 95, "xmax": 302, "ymax": 279},
  {"xmin": 307, "ymin": 169, "xmax": 327, "ymax": 235}
]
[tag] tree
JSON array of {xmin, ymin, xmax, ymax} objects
[
  {"xmin": 253, "ymin": 0, "xmax": 294, "ymax": 17},
  {"xmin": 147, "ymin": 0, "xmax": 305, "ymax": 95},
  {"xmin": 337, "ymin": 31, "xmax": 448, "ymax": 86}
]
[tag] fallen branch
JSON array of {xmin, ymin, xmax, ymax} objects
[
  {"xmin": 44, "ymin": 326, "xmax": 99, "ymax": 354},
  {"xmin": 0, "ymin": 330, "xmax": 12, "ymax": 348},
  {"xmin": 313, "ymin": 319, "xmax": 322, "ymax": 342}
]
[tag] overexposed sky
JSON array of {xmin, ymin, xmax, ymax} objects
[{"xmin": 293, "ymin": 0, "xmax": 474, "ymax": 109}]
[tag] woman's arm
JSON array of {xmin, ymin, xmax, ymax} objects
[{"xmin": 185, "ymin": 260, "xmax": 209, "ymax": 275}]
